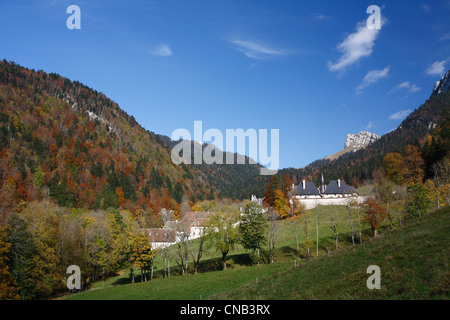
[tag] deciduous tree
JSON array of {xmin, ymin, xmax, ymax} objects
[
  {"xmin": 205, "ymin": 211, "xmax": 240, "ymax": 271},
  {"xmin": 239, "ymin": 202, "xmax": 267, "ymax": 265},
  {"xmin": 384, "ymin": 152, "xmax": 404, "ymax": 185},
  {"xmin": 364, "ymin": 199, "xmax": 387, "ymax": 237},
  {"xmin": 405, "ymin": 183, "xmax": 431, "ymax": 218},
  {"xmin": 130, "ymin": 234, "xmax": 156, "ymax": 282}
]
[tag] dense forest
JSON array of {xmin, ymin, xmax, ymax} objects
[
  {"xmin": 0, "ymin": 60, "xmax": 224, "ymax": 224},
  {"xmin": 157, "ymin": 135, "xmax": 268, "ymax": 199}
]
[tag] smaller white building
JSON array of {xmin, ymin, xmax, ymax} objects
[
  {"xmin": 145, "ymin": 212, "xmax": 214, "ymax": 249},
  {"xmin": 144, "ymin": 228, "xmax": 177, "ymax": 249}
]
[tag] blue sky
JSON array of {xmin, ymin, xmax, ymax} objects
[{"xmin": 1, "ymin": 0, "xmax": 449, "ymax": 169}]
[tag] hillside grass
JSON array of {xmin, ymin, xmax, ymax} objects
[
  {"xmin": 210, "ymin": 207, "xmax": 450, "ymax": 300},
  {"xmin": 67, "ymin": 206, "xmax": 449, "ymax": 300}
]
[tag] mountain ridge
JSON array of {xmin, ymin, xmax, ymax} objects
[
  {"xmin": 431, "ymin": 70, "xmax": 450, "ymax": 97},
  {"xmin": 0, "ymin": 59, "xmax": 223, "ymax": 220},
  {"xmin": 344, "ymin": 131, "xmax": 381, "ymax": 149},
  {"xmin": 279, "ymin": 70, "xmax": 450, "ymax": 187}
]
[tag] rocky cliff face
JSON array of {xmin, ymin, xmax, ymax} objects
[
  {"xmin": 345, "ymin": 131, "xmax": 381, "ymax": 149},
  {"xmin": 431, "ymin": 70, "xmax": 450, "ymax": 97}
]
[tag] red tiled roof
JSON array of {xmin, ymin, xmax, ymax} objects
[{"xmin": 145, "ymin": 228, "xmax": 176, "ymax": 243}]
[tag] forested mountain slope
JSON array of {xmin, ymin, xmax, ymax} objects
[
  {"xmin": 279, "ymin": 81, "xmax": 450, "ymax": 188},
  {"xmin": 0, "ymin": 60, "xmax": 216, "ymax": 221}
]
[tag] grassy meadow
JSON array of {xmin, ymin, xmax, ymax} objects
[{"xmin": 67, "ymin": 205, "xmax": 449, "ymax": 300}]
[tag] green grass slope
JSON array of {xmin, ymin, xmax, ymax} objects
[
  {"xmin": 68, "ymin": 206, "xmax": 449, "ymax": 300},
  {"xmin": 211, "ymin": 207, "xmax": 450, "ymax": 300}
]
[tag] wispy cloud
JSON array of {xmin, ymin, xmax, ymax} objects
[
  {"xmin": 312, "ymin": 13, "xmax": 330, "ymax": 21},
  {"xmin": 440, "ymin": 33, "xmax": 450, "ymax": 41},
  {"xmin": 328, "ymin": 21, "xmax": 381, "ymax": 72},
  {"xmin": 151, "ymin": 44, "xmax": 173, "ymax": 57},
  {"xmin": 388, "ymin": 81, "xmax": 421, "ymax": 94},
  {"xmin": 356, "ymin": 67, "xmax": 390, "ymax": 94},
  {"xmin": 366, "ymin": 121, "xmax": 374, "ymax": 130},
  {"xmin": 426, "ymin": 60, "xmax": 448, "ymax": 76},
  {"xmin": 420, "ymin": 3, "xmax": 431, "ymax": 12},
  {"xmin": 389, "ymin": 110, "xmax": 411, "ymax": 120},
  {"xmin": 230, "ymin": 39, "xmax": 288, "ymax": 60}
]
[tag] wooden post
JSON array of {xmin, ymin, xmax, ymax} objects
[
  {"xmin": 316, "ymin": 206, "xmax": 319, "ymax": 257},
  {"xmin": 348, "ymin": 206, "xmax": 355, "ymax": 246},
  {"xmin": 357, "ymin": 206, "xmax": 362, "ymax": 244}
]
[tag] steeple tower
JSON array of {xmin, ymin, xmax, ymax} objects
[{"xmin": 321, "ymin": 173, "xmax": 325, "ymax": 193}]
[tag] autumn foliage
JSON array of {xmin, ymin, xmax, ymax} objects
[
  {"xmin": 0, "ymin": 60, "xmax": 219, "ymax": 222},
  {"xmin": 364, "ymin": 199, "xmax": 387, "ymax": 237}
]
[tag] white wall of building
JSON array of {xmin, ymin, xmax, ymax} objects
[
  {"xmin": 293, "ymin": 196, "xmax": 370, "ymax": 210},
  {"xmin": 151, "ymin": 241, "xmax": 177, "ymax": 249}
]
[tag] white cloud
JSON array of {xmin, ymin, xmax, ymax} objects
[
  {"xmin": 151, "ymin": 44, "xmax": 173, "ymax": 57},
  {"xmin": 312, "ymin": 13, "xmax": 330, "ymax": 21},
  {"xmin": 389, "ymin": 110, "xmax": 411, "ymax": 120},
  {"xmin": 409, "ymin": 84, "xmax": 421, "ymax": 93},
  {"xmin": 356, "ymin": 67, "xmax": 390, "ymax": 93},
  {"xmin": 231, "ymin": 39, "xmax": 288, "ymax": 60},
  {"xmin": 426, "ymin": 60, "xmax": 447, "ymax": 76},
  {"xmin": 328, "ymin": 21, "xmax": 381, "ymax": 72},
  {"xmin": 366, "ymin": 121, "xmax": 374, "ymax": 130},
  {"xmin": 388, "ymin": 81, "xmax": 421, "ymax": 94}
]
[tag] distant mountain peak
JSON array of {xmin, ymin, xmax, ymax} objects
[
  {"xmin": 431, "ymin": 70, "xmax": 450, "ymax": 97},
  {"xmin": 324, "ymin": 131, "xmax": 381, "ymax": 161},
  {"xmin": 344, "ymin": 131, "xmax": 381, "ymax": 149}
]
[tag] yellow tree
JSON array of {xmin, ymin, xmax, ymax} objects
[
  {"xmin": 173, "ymin": 203, "xmax": 181, "ymax": 220},
  {"xmin": 130, "ymin": 234, "xmax": 156, "ymax": 282},
  {"xmin": 274, "ymin": 190, "xmax": 288, "ymax": 219},
  {"xmin": 191, "ymin": 203, "xmax": 203, "ymax": 212},
  {"xmin": 383, "ymin": 152, "xmax": 404, "ymax": 185}
]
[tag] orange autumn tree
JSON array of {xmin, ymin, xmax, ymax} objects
[
  {"xmin": 116, "ymin": 187, "xmax": 125, "ymax": 208},
  {"xmin": 364, "ymin": 199, "xmax": 387, "ymax": 237},
  {"xmin": 403, "ymin": 145, "xmax": 425, "ymax": 184}
]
